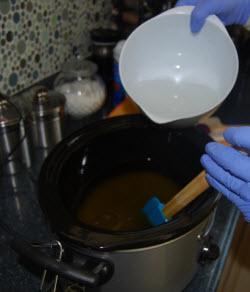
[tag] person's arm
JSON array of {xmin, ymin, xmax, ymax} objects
[
  {"xmin": 175, "ymin": 0, "xmax": 250, "ymax": 32},
  {"xmin": 201, "ymin": 127, "xmax": 250, "ymax": 222}
]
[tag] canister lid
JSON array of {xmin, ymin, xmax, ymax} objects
[
  {"xmin": 32, "ymin": 88, "xmax": 65, "ymax": 115},
  {"xmin": 0, "ymin": 93, "xmax": 21, "ymax": 127},
  {"xmin": 60, "ymin": 59, "xmax": 98, "ymax": 78}
]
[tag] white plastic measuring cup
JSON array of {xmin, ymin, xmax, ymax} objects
[{"xmin": 119, "ymin": 6, "xmax": 239, "ymax": 126}]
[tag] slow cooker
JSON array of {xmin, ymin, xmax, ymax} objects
[{"xmin": 37, "ymin": 115, "xmax": 220, "ymax": 292}]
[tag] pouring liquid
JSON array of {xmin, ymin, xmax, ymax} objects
[
  {"xmin": 77, "ymin": 170, "xmax": 181, "ymax": 231},
  {"xmin": 133, "ymin": 79, "xmax": 218, "ymax": 123}
]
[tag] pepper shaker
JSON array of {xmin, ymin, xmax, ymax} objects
[{"xmin": 30, "ymin": 88, "xmax": 65, "ymax": 148}]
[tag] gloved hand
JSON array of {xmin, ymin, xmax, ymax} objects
[
  {"xmin": 201, "ymin": 127, "xmax": 250, "ymax": 222},
  {"xmin": 175, "ymin": 0, "xmax": 250, "ymax": 33}
]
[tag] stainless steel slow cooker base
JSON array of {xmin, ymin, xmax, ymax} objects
[{"xmin": 76, "ymin": 217, "xmax": 210, "ymax": 292}]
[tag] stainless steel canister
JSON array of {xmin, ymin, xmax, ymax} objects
[
  {"xmin": 30, "ymin": 88, "xmax": 65, "ymax": 148},
  {"xmin": 0, "ymin": 95, "xmax": 23, "ymax": 175}
]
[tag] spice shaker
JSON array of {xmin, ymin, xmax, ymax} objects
[
  {"xmin": 0, "ymin": 94, "xmax": 25, "ymax": 175},
  {"xmin": 30, "ymin": 88, "xmax": 65, "ymax": 148}
]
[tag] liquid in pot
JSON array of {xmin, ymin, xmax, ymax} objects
[{"xmin": 77, "ymin": 169, "xmax": 181, "ymax": 231}]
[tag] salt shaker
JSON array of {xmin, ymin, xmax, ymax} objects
[{"xmin": 30, "ymin": 88, "xmax": 65, "ymax": 148}]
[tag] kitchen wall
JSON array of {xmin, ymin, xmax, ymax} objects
[{"xmin": 0, "ymin": 0, "xmax": 112, "ymax": 96}]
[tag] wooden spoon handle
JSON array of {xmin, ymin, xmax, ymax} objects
[{"xmin": 163, "ymin": 170, "xmax": 208, "ymax": 219}]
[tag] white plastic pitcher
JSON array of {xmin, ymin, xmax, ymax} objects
[{"xmin": 119, "ymin": 6, "xmax": 239, "ymax": 126}]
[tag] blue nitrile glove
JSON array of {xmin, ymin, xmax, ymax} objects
[
  {"xmin": 201, "ymin": 127, "xmax": 250, "ymax": 222},
  {"xmin": 175, "ymin": 0, "xmax": 250, "ymax": 33}
]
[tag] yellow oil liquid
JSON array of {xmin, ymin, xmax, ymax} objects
[{"xmin": 77, "ymin": 170, "xmax": 181, "ymax": 231}]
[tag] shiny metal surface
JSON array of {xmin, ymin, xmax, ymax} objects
[
  {"xmin": 0, "ymin": 123, "xmax": 31, "ymax": 175},
  {"xmin": 85, "ymin": 217, "xmax": 210, "ymax": 292},
  {"xmin": 19, "ymin": 121, "xmax": 31, "ymax": 169},
  {"xmin": 31, "ymin": 115, "xmax": 64, "ymax": 148},
  {"xmin": 0, "ymin": 98, "xmax": 21, "ymax": 128},
  {"xmin": 0, "ymin": 124, "xmax": 22, "ymax": 175},
  {"xmin": 0, "ymin": 96, "xmax": 29, "ymax": 175},
  {"xmin": 30, "ymin": 89, "xmax": 65, "ymax": 148}
]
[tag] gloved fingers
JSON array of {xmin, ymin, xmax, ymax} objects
[
  {"xmin": 205, "ymin": 142, "xmax": 250, "ymax": 182},
  {"xmin": 216, "ymin": 13, "xmax": 235, "ymax": 26},
  {"xmin": 224, "ymin": 127, "xmax": 250, "ymax": 151},
  {"xmin": 206, "ymin": 174, "xmax": 250, "ymax": 222},
  {"xmin": 191, "ymin": 0, "xmax": 215, "ymax": 32},
  {"xmin": 175, "ymin": 0, "xmax": 198, "ymax": 7},
  {"xmin": 201, "ymin": 154, "xmax": 250, "ymax": 201},
  {"xmin": 206, "ymin": 174, "xmax": 245, "ymax": 207}
]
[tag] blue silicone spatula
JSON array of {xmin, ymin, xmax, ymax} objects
[{"xmin": 142, "ymin": 170, "xmax": 209, "ymax": 226}]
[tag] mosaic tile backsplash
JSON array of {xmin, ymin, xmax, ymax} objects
[{"xmin": 0, "ymin": 0, "xmax": 112, "ymax": 96}]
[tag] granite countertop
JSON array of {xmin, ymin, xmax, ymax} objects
[{"xmin": 0, "ymin": 54, "xmax": 250, "ymax": 291}]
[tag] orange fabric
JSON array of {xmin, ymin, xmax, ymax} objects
[{"xmin": 108, "ymin": 96, "xmax": 141, "ymax": 118}]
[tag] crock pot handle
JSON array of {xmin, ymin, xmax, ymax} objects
[
  {"xmin": 10, "ymin": 237, "xmax": 113, "ymax": 287},
  {"xmin": 0, "ymin": 211, "xmax": 113, "ymax": 286}
]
